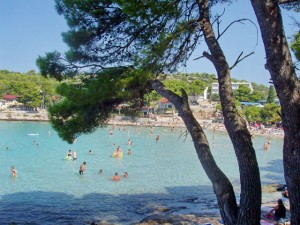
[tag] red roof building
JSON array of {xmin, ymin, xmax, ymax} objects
[{"xmin": 3, "ymin": 94, "xmax": 18, "ymax": 101}]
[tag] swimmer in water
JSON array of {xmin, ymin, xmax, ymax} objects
[
  {"xmin": 127, "ymin": 138, "xmax": 132, "ymax": 145},
  {"xmin": 156, "ymin": 135, "xmax": 160, "ymax": 143},
  {"xmin": 11, "ymin": 166, "xmax": 17, "ymax": 177},
  {"xmin": 73, "ymin": 149, "xmax": 77, "ymax": 160},
  {"xmin": 112, "ymin": 172, "xmax": 121, "ymax": 182},
  {"xmin": 67, "ymin": 150, "xmax": 72, "ymax": 157}
]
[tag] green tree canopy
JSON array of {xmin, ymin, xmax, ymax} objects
[
  {"xmin": 189, "ymin": 80, "xmax": 207, "ymax": 95},
  {"xmin": 260, "ymin": 103, "xmax": 281, "ymax": 123},
  {"xmin": 243, "ymin": 106, "xmax": 262, "ymax": 123},
  {"xmin": 267, "ymin": 85, "xmax": 276, "ymax": 103},
  {"xmin": 163, "ymin": 79, "xmax": 189, "ymax": 96},
  {"xmin": 291, "ymin": 32, "xmax": 300, "ymax": 69},
  {"xmin": 249, "ymin": 90, "xmax": 266, "ymax": 102},
  {"xmin": 234, "ymin": 84, "xmax": 252, "ymax": 102},
  {"xmin": 0, "ymin": 70, "xmax": 58, "ymax": 108}
]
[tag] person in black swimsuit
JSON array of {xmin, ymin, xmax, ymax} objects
[
  {"xmin": 266, "ymin": 199, "xmax": 286, "ymax": 221},
  {"xmin": 79, "ymin": 162, "xmax": 86, "ymax": 175}
]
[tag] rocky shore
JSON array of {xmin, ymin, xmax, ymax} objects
[
  {"xmin": 0, "ymin": 109, "xmax": 49, "ymax": 121},
  {"xmin": 136, "ymin": 214, "xmax": 222, "ymax": 225}
]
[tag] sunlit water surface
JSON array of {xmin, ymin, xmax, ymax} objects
[{"xmin": 0, "ymin": 121, "xmax": 284, "ymax": 224}]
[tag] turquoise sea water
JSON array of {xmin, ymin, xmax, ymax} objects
[{"xmin": 0, "ymin": 121, "xmax": 285, "ymax": 225}]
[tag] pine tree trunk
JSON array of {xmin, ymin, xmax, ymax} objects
[
  {"xmin": 197, "ymin": 0, "xmax": 262, "ymax": 224},
  {"xmin": 151, "ymin": 80, "xmax": 238, "ymax": 224},
  {"xmin": 250, "ymin": 0, "xmax": 300, "ymax": 224}
]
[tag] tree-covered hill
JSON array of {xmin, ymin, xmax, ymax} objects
[
  {"xmin": 0, "ymin": 70, "xmax": 59, "ymax": 109},
  {"xmin": 0, "ymin": 70, "xmax": 269, "ymax": 109}
]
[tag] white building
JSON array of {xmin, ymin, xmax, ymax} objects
[{"xmin": 211, "ymin": 82, "xmax": 253, "ymax": 95}]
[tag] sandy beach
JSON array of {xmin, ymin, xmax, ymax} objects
[{"xmin": 0, "ymin": 109, "xmax": 284, "ymax": 139}]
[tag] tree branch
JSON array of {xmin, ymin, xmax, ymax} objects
[
  {"xmin": 150, "ymin": 80, "xmax": 183, "ymax": 110},
  {"xmin": 217, "ymin": 18, "xmax": 258, "ymax": 44},
  {"xmin": 230, "ymin": 51, "xmax": 255, "ymax": 70},
  {"xmin": 202, "ymin": 51, "xmax": 214, "ymax": 63}
]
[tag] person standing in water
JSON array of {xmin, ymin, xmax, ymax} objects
[
  {"xmin": 67, "ymin": 150, "xmax": 72, "ymax": 158},
  {"xmin": 264, "ymin": 142, "xmax": 269, "ymax": 151},
  {"xmin": 156, "ymin": 135, "xmax": 160, "ymax": 143},
  {"xmin": 73, "ymin": 149, "xmax": 77, "ymax": 160},
  {"xmin": 112, "ymin": 172, "xmax": 121, "ymax": 181},
  {"xmin": 11, "ymin": 166, "xmax": 17, "ymax": 177},
  {"xmin": 79, "ymin": 162, "xmax": 86, "ymax": 175},
  {"xmin": 127, "ymin": 138, "xmax": 132, "ymax": 145}
]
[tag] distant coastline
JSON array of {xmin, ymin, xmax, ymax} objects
[{"xmin": 0, "ymin": 109, "xmax": 283, "ymax": 138}]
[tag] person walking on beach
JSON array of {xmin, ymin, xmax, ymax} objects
[
  {"xmin": 79, "ymin": 162, "xmax": 86, "ymax": 175},
  {"xmin": 11, "ymin": 166, "xmax": 17, "ymax": 177}
]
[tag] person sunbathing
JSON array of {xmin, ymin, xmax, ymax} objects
[{"xmin": 264, "ymin": 199, "xmax": 286, "ymax": 221}]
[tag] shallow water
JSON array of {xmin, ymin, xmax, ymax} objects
[{"xmin": 0, "ymin": 121, "xmax": 285, "ymax": 224}]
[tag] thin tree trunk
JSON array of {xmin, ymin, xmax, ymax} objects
[
  {"xmin": 151, "ymin": 80, "xmax": 238, "ymax": 225},
  {"xmin": 250, "ymin": 0, "xmax": 300, "ymax": 223},
  {"xmin": 197, "ymin": 0, "xmax": 262, "ymax": 224}
]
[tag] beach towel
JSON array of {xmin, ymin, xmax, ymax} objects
[{"xmin": 260, "ymin": 219, "xmax": 274, "ymax": 225}]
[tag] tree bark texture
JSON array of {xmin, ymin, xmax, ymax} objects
[
  {"xmin": 197, "ymin": 0, "xmax": 262, "ymax": 224},
  {"xmin": 151, "ymin": 80, "xmax": 238, "ymax": 225},
  {"xmin": 250, "ymin": 0, "xmax": 300, "ymax": 224}
]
